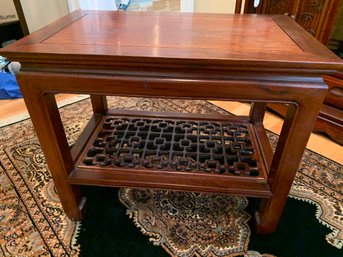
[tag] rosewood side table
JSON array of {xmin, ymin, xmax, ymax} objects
[{"xmin": 1, "ymin": 11, "xmax": 342, "ymax": 234}]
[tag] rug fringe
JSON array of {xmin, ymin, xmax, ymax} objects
[
  {"xmin": 289, "ymin": 194, "xmax": 342, "ymax": 249},
  {"xmin": 70, "ymin": 221, "xmax": 82, "ymax": 256},
  {"xmin": 126, "ymin": 209, "xmax": 163, "ymax": 246}
]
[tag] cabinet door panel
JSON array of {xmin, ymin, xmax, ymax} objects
[
  {"xmin": 244, "ymin": 0, "xmax": 342, "ymax": 45},
  {"xmin": 295, "ymin": 0, "xmax": 329, "ymax": 36},
  {"xmin": 264, "ymin": 0, "xmax": 295, "ymax": 15}
]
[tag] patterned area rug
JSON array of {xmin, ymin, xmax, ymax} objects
[
  {"xmin": 0, "ymin": 97, "xmax": 342, "ymax": 256},
  {"xmin": 119, "ymin": 189, "xmax": 251, "ymax": 257}
]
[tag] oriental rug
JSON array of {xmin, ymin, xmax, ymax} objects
[{"xmin": 0, "ymin": 97, "xmax": 341, "ymax": 257}]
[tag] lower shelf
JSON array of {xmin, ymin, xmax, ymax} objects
[{"xmin": 71, "ymin": 111, "xmax": 272, "ymax": 198}]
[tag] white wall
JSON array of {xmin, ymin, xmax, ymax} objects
[
  {"xmin": 20, "ymin": 0, "xmax": 69, "ymax": 33},
  {"xmin": 180, "ymin": 0, "xmax": 194, "ymax": 12},
  {"xmin": 67, "ymin": 0, "xmax": 81, "ymax": 12},
  {"xmin": 195, "ymin": 0, "xmax": 236, "ymax": 14},
  {"xmin": 195, "ymin": 0, "xmax": 245, "ymax": 14}
]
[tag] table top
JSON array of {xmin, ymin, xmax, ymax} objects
[{"xmin": 1, "ymin": 10, "xmax": 342, "ymax": 72}]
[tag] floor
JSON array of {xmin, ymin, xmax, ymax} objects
[{"xmin": 0, "ymin": 95, "xmax": 342, "ymax": 164}]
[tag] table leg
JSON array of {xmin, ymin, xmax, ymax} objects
[
  {"xmin": 90, "ymin": 95, "xmax": 108, "ymax": 115},
  {"xmin": 18, "ymin": 80, "xmax": 86, "ymax": 220},
  {"xmin": 249, "ymin": 102, "xmax": 267, "ymax": 123},
  {"xmin": 256, "ymin": 102, "xmax": 322, "ymax": 234},
  {"xmin": 235, "ymin": 0, "xmax": 243, "ymax": 14}
]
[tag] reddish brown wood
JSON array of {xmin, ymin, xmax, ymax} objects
[
  {"xmin": 15, "ymin": 84, "xmax": 87, "ymax": 220},
  {"xmin": 12, "ymin": 71, "xmax": 329, "ymax": 102},
  {"xmin": 244, "ymin": 0, "xmax": 342, "ymax": 45},
  {"xmin": 1, "ymin": 11, "xmax": 341, "ymax": 235},
  {"xmin": 70, "ymin": 114, "xmax": 102, "ymax": 162},
  {"xmin": 69, "ymin": 167, "xmax": 272, "ymax": 197},
  {"xmin": 253, "ymin": 123, "xmax": 273, "ymax": 174},
  {"xmin": 249, "ymin": 103, "xmax": 273, "ymax": 175},
  {"xmin": 268, "ymin": 103, "xmax": 343, "ymax": 145},
  {"xmin": 245, "ymin": 0, "xmax": 343, "ymax": 144},
  {"xmin": 90, "ymin": 95, "xmax": 108, "ymax": 114},
  {"xmin": 13, "ymin": 0, "xmax": 29, "ymax": 36},
  {"xmin": 72, "ymin": 112, "xmax": 270, "ymax": 196},
  {"xmin": 250, "ymin": 103, "xmax": 267, "ymax": 123},
  {"xmin": 314, "ymin": 108, "xmax": 343, "ymax": 145},
  {"xmin": 267, "ymin": 74, "xmax": 343, "ymax": 144},
  {"xmin": 313, "ymin": 74, "xmax": 343, "ymax": 145},
  {"xmin": 323, "ymin": 74, "xmax": 343, "ymax": 109},
  {"xmin": 257, "ymin": 100, "xmax": 323, "ymax": 233},
  {"xmin": 1, "ymin": 12, "xmax": 339, "ymax": 67},
  {"xmin": 235, "ymin": 0, "xmax": 243, "ymax": 14},
  {"xmin": 106, "ymin": 109, "xmax": 249, "ymax": 122}
]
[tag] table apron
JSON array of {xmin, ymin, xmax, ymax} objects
[{"xmin": 16, "ymin": 72, "xmax": 328, "ymax": 104}]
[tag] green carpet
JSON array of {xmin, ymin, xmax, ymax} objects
[{"xmin": 78, "ymin": 187, "xmax": 340, "ymax": 257}]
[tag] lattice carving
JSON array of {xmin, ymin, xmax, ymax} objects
[{"xmin": 82, "ymin": 117, "xmax": 261, "ymax": 177}]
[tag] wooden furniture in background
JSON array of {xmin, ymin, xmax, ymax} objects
[
  {"xmin": 269, "ymin": 73, "xmax": 343, "ymax": 144},
  {"xmin": 315, "ymin": 74, "xmax": 343, "ymax": 144},
  {"xmin": 244, "ymin": 0, "xmax": 342, "ymax": 45},
  {"xmin": 245, "ymin": 0, "xmax": 343, "ymax": 145},
  {"xmin": 235, "ymin": 0, "xmax": 243, "ymax": 14},
  {"xmin": 1, "ymin": 11, "xmax": 341, "ymax": 234},
  {"xmin": 268, "ymin": 72, "xmax": 343, "ymax": 144},
  {"xmin": 12, "ymin": 0, "xmax": 29, "ymax": 36},
  {"xmin": 323, "ymin": 74, "xmax": 343, "ymax": 109}
]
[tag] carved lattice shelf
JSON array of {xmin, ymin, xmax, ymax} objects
[
  {"xmin": 77, "ymin": 114, "xmax": 265, "ymax": 178},
  {"xmin": 72, "ymin": 112, "xmax": 271, "ymax": 197}
]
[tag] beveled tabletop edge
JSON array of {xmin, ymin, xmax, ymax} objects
[
  {"xmin": 1, "ymin": 10, "xmax": 342, "ymax": 73},
  {"xmin": 272, "ymin": 15, "xmax": 339, "ymax": 59},
  {"xmin": 5, "ymin": 10, "xmax": 87, "ymax": 49}
]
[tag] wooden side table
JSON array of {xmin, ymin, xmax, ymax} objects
[{"xmin": 1, "ymin": 11, "xmax": 342, "ymax": 234}]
